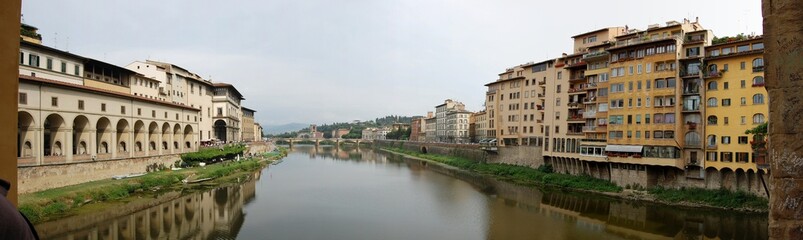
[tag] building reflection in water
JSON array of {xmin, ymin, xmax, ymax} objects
[
  {"xmin": 387, "ymin": 153, "xmax": 769, "ymax": 240},
  {"xmin": 35, "ymin": 172, "xmax": 260, "ymax": 240}
]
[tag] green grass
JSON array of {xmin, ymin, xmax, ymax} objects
[
  {"xmin": 19, "ymin": 147, "xmax": 288, "ymax": 224},
  {"xmin": 384, "ymin": 147, "xmax": 622, "ymax": 193},
  {"xmin": 648, "ymin": 186, "xmax": 768, "ymax": 210}
]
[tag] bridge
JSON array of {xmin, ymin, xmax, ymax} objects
[{"xmin": 274, "ymin": 138, "xmax": 372, "ymax": 146}]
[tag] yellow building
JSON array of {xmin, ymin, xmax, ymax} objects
[{"xmin": 701, "ymin": 36, "xmax": 767, "ymax": 190}]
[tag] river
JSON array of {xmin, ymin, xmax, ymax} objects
[{"xmin": 35, "ymin": 145, "xmax": 768, "ymax": 240}]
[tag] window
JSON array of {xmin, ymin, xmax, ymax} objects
[
  {"xmin": 636, "ymin": 114, "xmax": 642, "ymax": 124},
  {"xmin": 646, "ymin": 63, "xmax": 652, "ymax": 73},
  {"xmin": 61, "ymin": 62, "xmax": 66, "ymax": 73},
  {"xmin": 722, "ymin": 136, "xmax": 731, "ymax": 144},
  {"xmin": 46, "ymin": 58, "xmax": 52, "ymax": 70},
  {"xmin": 753, "ymin": 114, "xmax": 765, "ymax": 124},
  {"xmin": 137, "ymin": 108, "xmax": 142, "ymax": 116},
  {"xmin": 667, "ymin": 78, "xmax": 676, "ymax": 88},
  {"xmin": 646, "ymin": 97, "xmax": 651, "ymax": 107},
  {"xmin": 722, "ymin": 98, "xmax": 731, "ymax": 106},
  {"xmin": 708, "ymin": 81, "xmax": 717, "ymax": 90},
  {"xmin": 637, "ymin": 98, "xmax": 642, "ymax": 107},
  {"xmin": 753, "ymin": 94, "xmax": 765, "ymax": 104},
  {"xmin": 627, "ymin": 131, "xmax": 632, "ymax": 138},
  {"xmin": 707, "ymin": 152, "xmax": 718, "ymax": 161},
  {"xmin": 557, "ymin": 72, "xmax": 562, "ymax": 79},
  {"xmin": 740, "ymin": 61, "xmax": 746, "ymax": 70},
  {"xmin": 637, "ymin": 64, "xmax": 642, "ymax": 74},
  {"xmin": 627, "ymin": 115, "xmax": 632, "ymax": 124},
  {"xmin": 741, "ymin": 80, "xmax": 746, "ymax": 88},
  {"xmin": 665, "ymin": 113, "xmax": 676, "ymax": 123},
  {"xmin": 18, "ymin": 93, "xmax": 27, "ymax": 104},
  {"xmin": 78, "ymin": 100, "xmax": 84, "ymax": 110},
  {"xmin": 737, "ymin": 45, "xmax": 750, "ymax": 52},
  {"xmin": 741, "ymin": 97, "xmax": 747, "ymax": 105},
  {"xmin": 741, "ymin": 116, "xmax": 747, "ymax": 125},
  {"xmin": 753, "ymin": 76, "xmax": 765, "ymax": 86},
  {"xmin": 628, "ymin": 82, "xmax": 633, "ymax": 91},
  {"xmin": 28, "ymin": 54, "xmax": 40, "ymax": 67},
  {"xmin": 101, "ymin": 103, "xmax": 106, "ymax": 112},
  {"xmin": 656, "ymin": 79, "xmax": 666, "ymax": 88},
  {"xmin": 646, "ymin": 80, "xmax": 651, "ymax": 89},
  {"xmin": 739, "ymin": 136, "xmax": 748, "ymax": 144},
  {"xmin": 121, "ymin": 106, "xmax": 126, "ymax": 114},
  {"xmin": 708, "ymin": 116, "xmax": 718, "ymax": 125},
  {"xmin": 217, "ymin": 107, "xmax": 223, "ymax": 116},
  {"xmin": 74, "ymin": 65, "xmax": 80, "ymax": 75},
  {"xmin": 645, "ymin": 114, "xmax": 651, "ymax": 124},
  {"xmin": 19, "ymin": 52, "xmax": 23, "ymax": 64},
  {"xmin": 707, "ymin": 97, "xmax": 718, "ymax": 107},
  {"xmin": 556, "ymin": 85, "xmax": 561, "ymax": 93},
  {"xmin": 724, "ymin": 117, "xmax": 729, "ymax": 125},
  {"xmin": 637, "ymin": 81, "xmax": 642, "ymax": 90},
  {"xmin": 645, "ymin": 131, "xmax": 650, "ymax": 139},
  {"xmin": 51, "ymin": 97, "xmax": 58, "ymax": 107}
]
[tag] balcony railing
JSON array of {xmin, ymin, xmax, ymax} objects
[
  {"xmin": 538, "ymin": 80, "xmax": 546, "ymax": 85},
  {"xmin": 567, "ymin": 131, "xmax": 584, "ymax": 136},
  {"xmin": 566, "ymin": 61, "xmax": 587, "ymax": 68},
  {"xmin": 679, "ymin": 71, "xmax": 700, "ymax": 78},
  {"xmin": 685, "ymin": 139, "xmax": 702, "ymax": 148},
  {"xmin": 583, "ymin": 111, "xmax": 597, "ymax": 118},
  {"xmin": 682, "ymin": 86, "xmax": 700, "ymax": 95},
  {"xmin": 706, "ymin": 144, "xmax": 717, "ymax": 150},
  {"xmin": 582, "ymin": 83, "xmax": 598, "ymax": 89},
  {"xmin": 536, "ymin": 105, "xmax": 544, "ymax": 110},
  {"xmin": 569, "ymin": 75, "xmax": 586, "ymax": 82},
  {"xmin": 614, "ymin": 35, "xmax": 680, "ymax": 48},
  {"xmin": 704, "ymin": 71, "xmax": 723, "ymax": 79},
  {"xmin": 682, "ymin": 104, "xmax": 701, "ymax": 112},
  {"xmin": 568, "ymin": 115, "xmax": 584, "ymax": 122},
  {"xmin": 582, "ymin": 51, "xmax": 609, "ymax": 60},
  {"xmin": 583, "ymin": 96, "xmax": 597, "ymax": 104},
  {"xmin": 582, "ymin": 126, "xmax": 597, "ymax": 132},
  {"xmin": 684, "ymin": 37, "xmax": 705, "ymax": 44},
  {"xmin": 568, "ymin": 88, "xmax": 585, "ymax": 93},
  {"xmin": 567, "ymin": 102, "xmax": 582, "ymax": 108},
  {"xmin": 753, "ymin": 66, "xmax": 765, "ymax": 72},
  {"xmin": 537, "ymin": 93, "xmax": 545, "ymax": 98}
]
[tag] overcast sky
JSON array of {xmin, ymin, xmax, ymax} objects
[{"xmin": 22, "ymin": 0, "xmax": 762, "ymax": 126}]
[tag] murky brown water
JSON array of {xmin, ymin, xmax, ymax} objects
[{"xmin": 35, "ymin": 145, "xmax": 768, "ymax": 240}]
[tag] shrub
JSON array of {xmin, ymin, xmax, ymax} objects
[{"xmin": 181, "ymin": 145, "xmax": 246, "ymax": 163}]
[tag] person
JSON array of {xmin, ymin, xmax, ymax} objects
[{"xmin": 0, "ymin": 179, "xmax": 38, "ymax": 240}]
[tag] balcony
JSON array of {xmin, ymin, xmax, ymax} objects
[
  {"xmin": 685, "ymin": 139, "xmax": 702, "ymax": 149},
  {"xmin": 679, "ymin": 71, "xmax": 700, "ymax": 78},
  {"xmin": 706, "ymin": 144, "xmax": 717, "ymax": 150},
  {"xmin": 568, "ymin": 88, "xmax": 586, "ymax": 94},
  {"xmin": 536, "ymin": 105, "xmax": 544, "ymax": 110},
  {"xmin": 567, "ymin": 115, "xmax": 584, "ymax": 122},
  {"xmin": 567, "ymin": 102, "xmax": 582, "ymax": 109},
  {"xmin": 703, "ymin": 71, "xmax": 723, "ymax": 79},
  {"xmin": 686, "ymin": 158, "xmax": 701, "ymax": 167},
  {"xmin": 682, "ymin": 86, "xmax": 700, "ymax": 95},
  {"xmin": 752, "ymin": 82, "xmax": 766, "ymax": 87},
  {"xmin": 753, "ymin": 66, "xmax": 764, "ymax": 72},
  {"xmin": 583, "ymin": 111, "xmax": 597, "ymax": 118},
  {"xmin": 566, "ymin": 61, "xmax": 587, "ymax": 68},
  {"xmin": 582, "ymin": 51, "xmax": 609, "ymax": 60},
  {"xmin": 686, "ymin": 121, "xmax": 698, "ymax": 130},
  {"xmin": 684, "ymin": 36, "xmax": 705, "ymax": 45},
  {"xmin": 537, "ymin": 93, "xmax": 545, "ymax": 98},
  {"xmin": 569, "ymin": 75, "xmax": 586, "ymax": 82},
  {"xmin": 582, "ymin": 126, "xmax": 597, "ymax": 132},
  {"xmin": 567, "ymin": 131, "xmax": 584, "ymax": 136},
  {"xmin": 538, "ymin": 80, "xmax": 546, "ymax": 85},
  {"xmin": 682, "ymin": 104, "xmax": 701, "ymax": 112},
  {"xmin": 583, "ymin": 96, "xmax": 597, "ymax": 104},
  {"xmin": 583, "ymin": 83, "xmax": 598, "ymax": 89},
  {"xmin": 613, "ymin": 35, "xmax": 681, "ymax": 49}
]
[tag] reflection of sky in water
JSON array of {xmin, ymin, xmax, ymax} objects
[{"xmin": 36, "ymin": 145, "xmax": 769, "ymax": 240}]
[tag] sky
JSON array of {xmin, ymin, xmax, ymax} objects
[{"xmin": 22, "ymin": 0, "xmax": 763, "ymax": 127}]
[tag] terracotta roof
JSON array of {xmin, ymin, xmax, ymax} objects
[{"xmin": 19, "ymin": 74, "xmax": 200, "ymax": 111}]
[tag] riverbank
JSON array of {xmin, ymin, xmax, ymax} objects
[
  {"xmin": 381, "ymin": 147, "xmax": 768, "ymax": 213},
  {"xmin": 20, "ymin": 147, "xmax": 288, "ymax": 224}
]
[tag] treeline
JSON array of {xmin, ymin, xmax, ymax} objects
[{"xmin": 266, "ymin": 115, "xmax": 420, "ymax": 139}]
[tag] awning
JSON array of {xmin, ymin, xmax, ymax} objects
[{"xmin": 605, "ymin": 145, "xmax": 643, "ymax": 153}]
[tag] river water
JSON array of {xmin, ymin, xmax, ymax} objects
[{"xmin": 35, "ymin": 145, "xmax": 768, "ymax": 240}]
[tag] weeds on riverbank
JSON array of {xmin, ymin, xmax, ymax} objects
[
  {"xmin": 648, "ymin": 186, "xmax": 768, "ymax": 210},
  {"xmin": 384, "ymin": 147, "xmax": 622, "ymax": 193}
]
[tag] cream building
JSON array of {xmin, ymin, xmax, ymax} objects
[
  {"xmin": 241, "ymin": 107, "xmax": 256, "ymax": 142},
  {"xmin": 445, "ymin": 110, "xmax": 471, "ymax": 143},
  {"xmin": 434, "ymin": 99, "xmax": 465, "ymax": 142},
  {"xmin": 212, "ymin": 83, "xmax": 244, "ymax": 142}
]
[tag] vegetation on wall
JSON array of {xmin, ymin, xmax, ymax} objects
[{"xmin": 180, "ymin": 144, "xmax": 246, "ymax": 164}]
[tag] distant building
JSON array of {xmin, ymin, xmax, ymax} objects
[
  {"xmin": 471, "ymin": 111, "xmax": 487, "ymax": 143},
  {"xmin": 241, "ymin": 107, "xmax": 256, "ymax": 142},
  {"xmin": 445, "ymin": 110, "xmax": 471, "ymax": 143},
  {"xmin": 410, "ymin": 118, "xmax": 423, "ymax": 141},
  {"xmin": 330, "ymin": 128, "xmax": 350, "ymax": 138},
  {"xmin": 435, "ymin": 99, "xmax": 465, "ymax": 142},
  {"xmin": 425, "ymin": 117, "xmax": 437, "ymax": 142}
]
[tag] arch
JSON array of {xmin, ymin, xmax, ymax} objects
[
  {"xmin": 707, "ymin": 97, "xmax": 718, "ymax": 107},
  {"xmin": 721, "ymin": 168, "xmax": 735, "ymax": 190},
  {"xmin": 173, "ymin": 123, "xmax": 182, "ymax": 152},
  {"xmin": 44, "ymin": 113, "xmax": 67, "ymax": 157},
  {"xmin": 705, "ymin": 167, "xmax": 721, "ymax": 189},
  {"xmin": 148, "ymin": 122, "xmax": 159, "ymax": 151},
  {"xmin": 752, "ymin": 93, "xmax": 765, "ymax": 104},
  {"xmin": 684, "ymin": 132, "xmax": 701, "ymax": 146},
  {"xmin": 707, "ymin": 64, "xmax": 717, "ymax": 74},
  {"xmin": 752, "ymin": 76, "xmax": 765, "ymax": 86},
  {"xmin": 706, "ymin": 135, "xmax": 717, "ymax": 148},
  {"xmin": 183, "ymin": 125, "xmax": 194, "ymax": 151},
  {"xmin": 96, "ymin": 117, "xmax": 112, "ymax": 156},
  {"xmin": 134, "ymin": 120, "xmax": 145, "ymax": 153},
  {"xmin": 72, "ymin": 115, "xmax": 90, "ymax": 156},
  {"xmin": 747, "ymin": 169, "xmax": 756, "ymax": 192},
  {"xmin": 707, "ymin": 115, "xmax": 718, "ymax": 125},
  {"xmin": 735, "ymin": 169, "xmax": 747, "ymax": 192},
  {"xmin": 18, "ymin": 111, "xmax": 35, "ymax": 158},
  {"xmin": 420, "ymin": 146, "xmax": 428, "ymax": 154},
  {"xmin": 752, "ymin": 58, "xmax": 764, "ymax": 68},
  {"xmin": 707, "ymin": 81, "xmax": 717, "ymax": 90},
  {"xmin": 214, "ymin": 120, "xmax": 227, "ymax": 143},
  {"xmin": 161, "ymin": 123, "xmax": 171, "ymax": 151},
  {"xmin": 753, "ymin": 114, "xmax": 765, "ymax": 124},
  {"xmin": 117, "ymin": 119, "xmax": 130, "ymax": 153}
]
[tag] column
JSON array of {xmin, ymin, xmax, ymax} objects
[
  {"xmin": 764, "ymin": 0, "xmax": 803, "ymax": 238},
  {"xmin": 35, "ymin": 127, "xmax": 42, "ymax": 165},
  {"xmin": 63, "ymin": 128, "xmax": 73, "ymax": 163},
  {"xmin": 129, "ymin": 129, "xmax": 135, "ymax": 158},
  {"xmin": 144, "ymin": 132, "xmax": 150, "ymax": 156},
  {"xmin": 88, "ymin": 129, "xmax": 97, "ymax": 159},
  {"xmin": 110, "ymin": 130, "xmax": 117, "ymax": 159}
]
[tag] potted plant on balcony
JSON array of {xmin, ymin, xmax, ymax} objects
[
  {"xmin": 686, "ymin": 121, "xmax": 697, "ymax": 130},
  {"xmin": 746, "ymin": 122, "xmax": 768, "ymax": 166}
]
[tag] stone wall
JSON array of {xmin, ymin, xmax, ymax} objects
[
  {"xmin": 487, "ymin": 146, "xmax": 543, "ymax": 168},
  {"xmin": 374, "ymin": 140, "xmax": 487, "ymax": 163},
  {"xmin": 18, "ymin": 154, "xmax": 182, "ymax": 194},
  {"xmin": 609, "ymin": 165, "xmax": 649, "ymax": 188}
]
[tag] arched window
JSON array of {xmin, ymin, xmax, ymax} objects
[
  {"xmin": 708, "ymin": 64, "xmax": 718, "ymax": 74},
  {"xmin": 753, "ymin": 93, "xmax": 765, "ymax": 104},
  {"xmin": 753, "ymin": 114, "xmax": 765, "ymax": 124},
  {"xmin": 707, "ymin": 81, "xmax": 717, "ymax": 90},
  {"xmin": 707, "ymin": 135, "xmax": 717, "ymax": 147},
  {"xmin": 753, "ymin": 76, "xmax": 765, "ymax": 86},
  {"xmin": 753, "ymin": 58, "xmax": 764, "ymax": 71},
  {"xmin": 707, "ymin": 97, "xmax": 718, "ymax": 107},
  {"xmin": 708, "ymin": 115, "xmax": 718, "ymax": 125}
]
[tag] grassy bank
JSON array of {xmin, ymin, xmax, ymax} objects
[
  {"xmin": 19, "ymin": 147, "xmax": 289, "ymax": 224},
  {"xmin": 649, "ymin": 186, "xmax": 768, "ymax": 210},
  {"xmin": 384, "ymin": 147, "xmax": 768, "ymax": 211},
  {"xmin": 383, "ymin": 147, "xmax": 622, "ymax": 193}
]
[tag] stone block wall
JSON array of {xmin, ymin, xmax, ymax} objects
[
  {"xmin": 487, "ymin": 146, "xmax": 543, "ymax": 168},
  {"xmin": 18, "ymin": 154, "xmax": 182, "ymax": 194}
]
